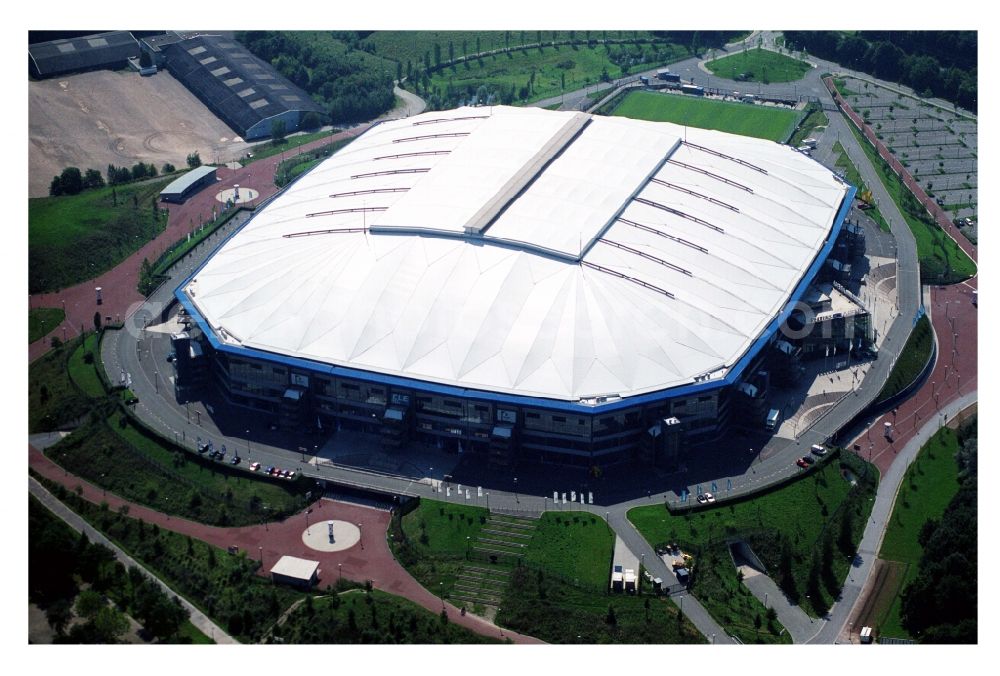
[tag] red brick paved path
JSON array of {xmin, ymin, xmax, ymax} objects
[
  {"xmin": 852, "ymin": 282, "xmax": 977, "ymax": 476},
  {"xmin": 28, "ymin": 445, "xmax": 543, "ymax": 644},
  {"xmin": 28, "ymin": 127, "xmax": 371, "ymax": 363}
]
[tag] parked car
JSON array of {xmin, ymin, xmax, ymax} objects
[
  {"xmin": 166, "ymin": 351, "xmax": 176, "ymax": 363},
  {"xmin": 250, "ymin": 462, "xmax": 261, "ymax": 471},
  {"xmin": 697, "ymin": 494, "xmax": 707, "ymax": 504},
  {"xmin": 704, "ymin": 492, "xmax": 716, "ymax": 503},
  {"xmin": 230, "ymin": 456, "xmax": 241, "ymax": 465},
  {"xmin": 266, "ymin": 466, "xmax": 275, "ymax": 475},
  {"xmin": 811, "ymin": 444, "xmax": 827, "ymax": 456},
  {"xmin": 286, "ymin": 470, "xmax": 296, "ymax": 480},
  {"xmin": 796, "ymin": 458, "xmax": 810, "ymax": 468}
]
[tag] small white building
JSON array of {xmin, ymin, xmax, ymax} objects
[{"xmin": 270, "ymin": 555, "xmax": 320, "ymax": 589}]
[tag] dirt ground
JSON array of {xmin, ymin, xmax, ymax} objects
[
  {"xmin": 852, "ymin": 558, "xmax": 907, "ymax": 633},
  {"xmin": 29, "ymin": 69, "xmax": 252, "ymax": 197}
]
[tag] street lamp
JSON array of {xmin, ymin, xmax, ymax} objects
[
  {"xmin": 514, "ymin": 477, "xmax": 519, "ymax": 503},
  {"xmin": 338, "ymin": 563, "xmax": 342, "ymax": 580},
  {"xmin": 246, "ymin": 429, "xmax": 250, "ymax": 460}
]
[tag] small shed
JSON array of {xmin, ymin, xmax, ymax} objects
[{"xmin": 269, "ymin": 555, "xmax": 319, "ymax": 589}]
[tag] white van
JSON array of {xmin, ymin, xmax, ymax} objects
[
  {"xmin": 811, "ymin": 444, "xmax": 827, "ymax": 456},
  {"xmin": 802, "ymin": 137, "xmax": 819, "ymax": 149},
  {"xmin": 765, "ymin": 408, "xmax": 781, "ymax": 431}
]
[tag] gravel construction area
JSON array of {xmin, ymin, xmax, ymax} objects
[{"xmin": 29, "ymin": 69, "xmax": 252, "ymax": 197}]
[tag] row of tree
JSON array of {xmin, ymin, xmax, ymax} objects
[
  {"xmin": 29, "ymin": 497, "xmax": 190, "ymax": 643},
  {"xmin": 782, "ymin": 31, "xmax": 977, "ymax": 112},
  {"xmin": 48, "ymin": 152, "xmax": 201, "ymax": 197},
  {"xmin": 899, "ymin": 419, "xmax": 977, "ymax": 643}
]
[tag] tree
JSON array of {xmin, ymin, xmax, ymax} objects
[
  {"xmin": 50, "ymin": 167, "xmax": 84, "ymax": 196},
  {"xmin": 301, "ymin": 111, "xmax": 322, "ymax": 131},
  {"xmin": 838, "ymin": 505, "xmax": 855, "ymax": 556},
  {"xmin": 186, "ymin": 152, "xmax": 201, "ymax": 169},
  {"xmin": 270, "ymin": 118, "xmax": 287, "ymax": 144},
  {"xmin": 83, "ymin": 168, "xmax": 105, "ymax": 190},
  {"xmin": 605, "ymin": 604, "xmax": 617, "ymax": 626},
  {"xmin": 162, "ymin": 162, "xmax": 176, "ymax": 174},
  {"xmin": 433, "ymin": 43, "xmax": 441, "ymax": 68},
  {"xmin": 75, "ymin": 589, "xmax": 104, "ymax": 620}
]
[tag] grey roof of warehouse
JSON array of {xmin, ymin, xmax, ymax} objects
[
  {"xmin": 29, "ymin": 31, "xmax": 139, "ymax": 78},
  {"xmin": 158, "ymin": 33, "xmax": 323, "ymax": 138},
  {"xmin": 160, "ymin": 165, "xmax": 218, "ymax": 197}
]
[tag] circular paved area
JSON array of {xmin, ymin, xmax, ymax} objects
[
  {"xmin": 215, "ymin": 187, "xmax": 259, "ymax": 205},
  {"xmin": 302, "ymin": 520, "xmax": 360, "ymax": 552}
]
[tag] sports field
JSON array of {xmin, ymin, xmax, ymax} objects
[
  {"xmin": 705, "ymin": 48, "xmax": 811, "ymax": 83},
  {"xmin": 612, "ymin": 91, "xmax": 802, "ymax": 142}
]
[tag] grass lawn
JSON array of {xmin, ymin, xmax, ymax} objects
[
  {"xmin": 788, "ymin": 107, "xmax": 829, "ymax": 147},
  {"xmin": 276, "ymin": 589, "xmax": 499, "ymax": 644},
  {"xmin": 176, "ymin": 620, "xmax": 214, "ymax": 644},
  {"xmin": 427, "ymin": 40, "xmax": 689, "ymax": 105},
  {"xmin": 240, "ymin": 130, "xmax": 340, "ymax": 166},
  {"xmin": 29, "ymin": 177, "xmax": 172, "ymax": 294},
  {"xmin": 705, "ymin": 48, "xmax": 811, "ymax": 83},
  {"xmin": 67, "ymin": 332, "xmax": 106, "ymax": 399},
  {"xmin": 833, "ymin": 142, "xmax": 891, "ymax": 233},
  {"xmin": 843, "ymin": 120, "xmax": 976, "ymax": 283},
  {"xmin": 46, "ymin": 413, "xmax": 310, "ymax": 527},
  {"xmin": 833, "ymin": 78, "xmax": 861, "ymax": 98},
  {"xmin": 612, "ymin": 91, "xmax": 802, "ymax": 142},
  {"xmin": 29, "ymin": 334, "xmax": 95, "ymax": 433},
  {"xmin": 392, "ymin": 500, "xmax": 491, "ymax": 599},
  {"xmin": 498, "ymin": 566, "xmax": 703, "ymax": 643},
  {"xmin": 29, "ymin": 307, "xmax": 65, "ymax": 344},
  {"xmin": 877, "ymin": 426, "xmax": 963, "ymax": 638},
  {"xmin": 525, "ymin": 512, "xmax": 613, "ymax": 589},
  {"xmin": 876, "ymin": 315, "xmax": 933, "ymax": 404},
  {"xmin": 629, "ymin": 451, "xmax": 878, "ymax": 629},
  {"xmin": 392, "ymin": 499, "xmax": 702, "ymax": 643}
]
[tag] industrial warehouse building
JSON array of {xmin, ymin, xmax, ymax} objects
[
  {"xmin": 152, "ymin": 33, "xmax": 325, "ymax": 140},
  {"xmin": 174, "ymin": 106, "xmax": 861, "ymax": 468},
  {"xmin": 29, "ymin": 31, "xmax": 140, "ymax": 79}
]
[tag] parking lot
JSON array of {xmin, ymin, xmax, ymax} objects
[{"xmin": 838, "ymin": 76, "xmax": 977, "ymax": 241}]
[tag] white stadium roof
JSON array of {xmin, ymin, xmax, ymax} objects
[{"xmin": 184, "ymin": 106, "xmax": 848, "ymax": 402}]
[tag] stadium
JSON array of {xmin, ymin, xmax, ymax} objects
[{"xmin": 174, "ymin": 105, "xmax": 855, "ymax": 468}]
